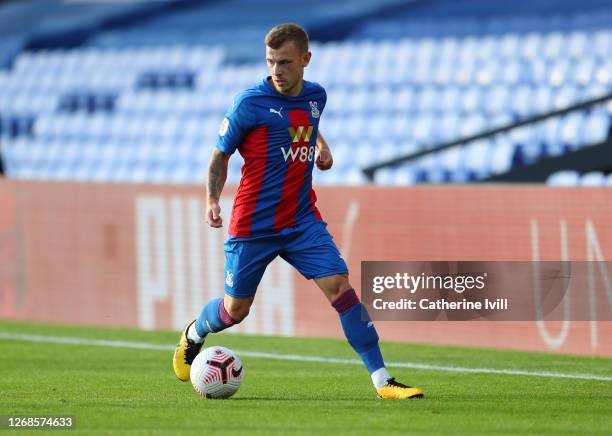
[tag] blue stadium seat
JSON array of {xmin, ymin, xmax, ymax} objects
[
  {"xmin": 582, "ymin": 111, "xmax": 610, "ymax": 145},
  {"xmin": 580, "ymin": 171, "xmax": 606, "ymax": 186},
  {"xmin": 345, "ymin": 168, "xmax": 366, "ymax": 185},
  {"xmin": 373, "ymin": 167, "xmax": 395, "ymax": 185},
  {"xmin": 558, "ymin": 113, "xmax": 585, "ymax": 151},
  {"xmin": 533, "ymin": 85, "xmax": 553, "ymax": 114},
  {"xmin": 391, "ymin": 167, "xmax": 416, "ymax": 186},
  {"xmin": 2, "ymin": 9, "xmax": 610, "ymax": 186},
  {"xmin": 484, "ymin": 86, "xmax": 510, "ymax": 114},
  {"xmin": 438, "ymin": 113, "xmax": 460, "ymax": 142},
  {"xmin": 463, "ymin": 140, "xmax": 492, "ymax": 178},
  {"xmin": 546, "ymin": 170, "xmax": 580, "ymax": 186},
  {"xmin": 412, "ymin": 115, "xmax": 435, "ymax": 143},
  {"xmin": 489, "ymin": 137, "xmax": 515, "ymax": 175},
  {"xmin": 438, "ymin": 146, "xmax": 463, "ymax": 174},
  {"xmin": 458, "ymin": 113, "xmax": 487, "ymax": 137}
]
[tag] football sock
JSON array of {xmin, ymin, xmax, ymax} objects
[
  {"xmin": 194, "ymin": 297, "xmax": 238, "ymax": 340},
  {"xmin": 187, "ymin": 323, "xmax": 203, "ymax": 343},
  {"xmin": 332, "ymin": 289, "xmax": 386, "ymax": 378},
  {"xmin": 371, "ymin": 367, "xmax": 392, "ymax": 390}
]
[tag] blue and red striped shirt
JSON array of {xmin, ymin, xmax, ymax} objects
[{"xmin": 216, "ymin": 77, "xmax": 325, "ymax": 239}]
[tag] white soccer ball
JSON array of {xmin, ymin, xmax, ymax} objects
[{"xmin": 190, "ymin": 346, "xmax": 244, "ymax": 399}]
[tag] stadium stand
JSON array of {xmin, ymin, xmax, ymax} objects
[
  {"xmin": 0, "ymin": 0, "xmax": 611, "ymax": 186},
  {"xmin": 547, "ymin": 169, "xmax": 612, "ymax": 186}
]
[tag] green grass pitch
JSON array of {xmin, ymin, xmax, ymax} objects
[{"xmin": 1, "ymin": 321, "xmax": 611, "ymax": 435}]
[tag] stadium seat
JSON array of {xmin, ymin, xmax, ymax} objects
[
  {"xmin": 567, "ymin": 31, "xmax": 589, "ymax": 59},
  {"xmin": 392, "ymin": 167, "xmax": 416, "ymax": 185},
  {"xmin": 582, "ymin": 111, "xmax": 610, "ymax": 145},
  {"xmin": 373, "ymin": 167, "xmax": 395, "ymax": 185},
  {"xmin": 546, "ymin": 170, "xmax": 580, "ymax": 186},
  {"xmin": 489, "ymin": 137, "xmax": 515, "ymax": 175},
  {"xmin": 438, "ymin": 113, "xmax": 460, "ymax": 142},
  {"xmin": 2, "ymin": 9, "xmax": 610, "ymax": 186},
  {"xmin": 542, "ymin": 32, "xmax": 565, "ymax": 61},
  {"xmin": 592, "ymin": 30, "xmax": 612, "ymax": 59},
  {"xmin": 580, "ymin": 171, "xmax": 606, "ymax": 186},
  {"xmin": 438, "ymin": 146, "xmax": 464, "ymax": 174},
  {"xmin": 345, "ymin": 168, "xmax": 366, "ymax": 185}
]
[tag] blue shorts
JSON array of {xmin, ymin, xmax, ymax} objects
[{"xmin": 223, "ymin": 220, "xmax": 349, "ymax": 298}]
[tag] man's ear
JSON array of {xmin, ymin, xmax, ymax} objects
[{"xmin": 303, "ymin": 51, "xmax": 312, "ymax": 67}]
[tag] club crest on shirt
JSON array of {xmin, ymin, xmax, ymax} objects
[
  {"xmin": 219, "ymin": 117, "xmax": 229, "ymax": 136},
  {"xmin": 225, "ymin": 270, "xmax": 234, "ymax": 287},
  {"xmin": 309, "ymin": 101, "xmax": 320, "ymax": 119}
]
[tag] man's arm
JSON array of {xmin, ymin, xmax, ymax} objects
[
  {"xmin": 206, "ymin": 148, "xmax": 231, "ymax": 228},
  {"xmin": 315, "ymin": 131, "xmax": 333, "ymax": 171}
]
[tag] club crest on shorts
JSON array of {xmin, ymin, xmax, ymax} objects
[
  {"xmin": 225, "ymin": 270, "xmax": 234, "ymax": 287},
  {"xmin": 309, "ymin": 101, "xmax": 320, "ymax": 118}
]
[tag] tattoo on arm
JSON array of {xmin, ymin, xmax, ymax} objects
[{"xmin": 207, "ymin": 151, "xmax": 228, "ymax": 202}]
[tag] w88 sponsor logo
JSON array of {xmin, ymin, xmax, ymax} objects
[{"xmin": 281, "ymin": 145, "xmax": 315, "ymax": 163}]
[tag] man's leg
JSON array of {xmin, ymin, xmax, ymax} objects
[
  {"xmin": 189, "ymin": 294, "xmax": 253, "ymax": 341},
  {"xmin": 173, "ymin": 294, "xmax": 254, "ymax": 382},
  {"xmin": 173, "ymin": 236, "xmax": 278, "ymax": 381},
  {"xmin": 281, "ymin": 221, "xmax": 423, "ymax": 398},
  {"xmin": 315, "ymin": 274, "xmax": 384, "ymax": 375},
  {"xmin": 315, "ymin": 274, "xmax": 424, "ymax": 399}
]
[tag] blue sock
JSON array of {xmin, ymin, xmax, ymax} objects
[
  {"xmin": 332, "ymin": 289, "xmax": 385, "ymax": 374},
  {"xmin": 195, "ymin": 297, "xmax": 238, "ymax": 338}
]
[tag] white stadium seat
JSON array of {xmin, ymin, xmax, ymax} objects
[
  {"xmin": 580, "ymin": 171, "xmax": 606, "ymax": 186},
  {"xmin": 546, "ymin": 170, "xmax": 580, "ymax": 186},
  {"xmin": 2, "ymin": 22, "xmax": 610, "ymax": 185}
]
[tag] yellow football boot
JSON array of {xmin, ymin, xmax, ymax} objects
[
  {"xmin": 172, "ymin": 320, "xmax": 203, "ymax": 381},
  {"xmin": 377, "ymin": 378, "xmax": 424, "ymax": 399}
]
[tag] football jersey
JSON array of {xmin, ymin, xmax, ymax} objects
[{"xmin": 216, "ymin": 77, "xmax": 326, "ymax": 239}]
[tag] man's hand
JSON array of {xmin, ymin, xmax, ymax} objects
[
  {"xmin": 206, "ymin": 202, "xmax": 223, "ymax": 228},
  {"xmin": 316, "ymin": 148, "xmax": 333, "ymax": 171}
]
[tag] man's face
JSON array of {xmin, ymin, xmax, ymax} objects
[{"xmin": 266, "ymin": 41, "xmax": 311, "ymax": 96}]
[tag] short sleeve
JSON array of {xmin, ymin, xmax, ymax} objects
[
  {"xmin": 319, "ymin": 87, "xmax": 327, "ymax": 114},
  {"xmin": 216, "ymin": 96, "xmax": 257, "ymax": 155}
]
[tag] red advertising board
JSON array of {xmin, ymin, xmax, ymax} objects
[{"xmin": 1, "ymin": 180, "xmax": 610, "ymax": 356}]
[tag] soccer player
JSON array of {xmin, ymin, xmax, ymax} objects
[{"xmin": 173, "ymin": 23, "xmax": 423, "ymax": 399}]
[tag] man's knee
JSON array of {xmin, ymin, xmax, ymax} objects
[
  {"xmin": 330, "ymin": 283, "xmax": 351, "ymax": 301},
  {"xmin": 223, "ymin": 295, "xmax": 254, "ymax": 323},
  {"xmin": 317, "ymin": 274, "xmax": 352, "ymax": 302},
  {"xmin": 227, "ymin": 305, "xmax": 249, "ymax": 323}
]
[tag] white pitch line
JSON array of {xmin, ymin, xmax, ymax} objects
[{"xmin": 1, "ymin": 332, "xmax": 611, "ymax": 382}]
